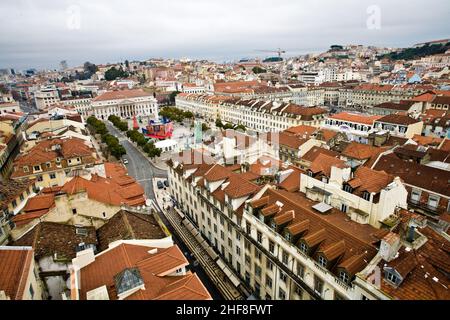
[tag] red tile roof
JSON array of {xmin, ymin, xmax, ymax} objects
[
  {"xmin": 0, "ymin": 247, "xmax": 34, "ymax": 300},
  {"xmin": 309, "ymin": 153, "xmax": 348, "ymax": 177},
  {"xmin": 329, "ymin": 112, "xmax": 382, "ymax": 125},
  {"xmin": 78, "ymin": 243, "xmax": 211, "ymax": 300}
]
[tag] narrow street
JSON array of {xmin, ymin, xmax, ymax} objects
[
  {"xmin": 103, "ymin": 120, "xmax": 224, "ymax": 300},
  {"xmin": 104, "ymin": 121, "xmax": 167, "ymax": 201}
]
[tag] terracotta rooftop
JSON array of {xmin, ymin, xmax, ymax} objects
[
  {"xmin": 375, "ymin": 114, "xmax": 422, "ymax": 125},
  {"xmin": 342, "ymin": 142, "xmax": 385, "ymax": 162},
  {"xmin": 301, "ymin": 146, "xmax": 340, "ymax": 163},
  {"xmin": 96, "ymin": 210, "xmax": 167, "ymax": 251},
  {"xmin": 12, "ymin": 222, "xmax": 97, "ymax": 260},
  {"xmin": 373, "ymin": 153, "xmax": 450, "ymax": 197},
  {"xmin": 0, "ymin": 179, "xmax": 34, "ymax": 211},
  {"xmin": 284, "ymin": 125, "xmax": 317, "ymax": 138},
  {"xmin": 348, "ymin": 166, "xmax": 396, "ymax": 195},
  {"xmin": 0, "ymin": 246, "xmax": 34, "ymax": 300},
  {"xmin": 78, "ymin": 243, "xmax": 211, "ymax": 300},
  {"xmin": 376, "ymin": 227, "xmax": 450, "ymax": 300},
  {"xmin": 309, "ymin": 153, "xmax": 348, "ymax": 177},
  {"xmin": 249, "ymin": 189, "xmax": 379, "ymax": 278},
  {"xmin": 11, "ymin": 137, "xmax": 96, "ymax": 179},
  {"xmin": 329, "ymin": 112, "xmax": 382, "ymax": 125}
]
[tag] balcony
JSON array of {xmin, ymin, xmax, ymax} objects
[{"xmin": 408, "ymin": 199, "xmax": 442, "ymax": 215}]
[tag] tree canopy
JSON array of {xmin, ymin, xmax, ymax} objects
[{"xmin": 105, "ymin": 67, "xmax": 129, "ymax": 81}]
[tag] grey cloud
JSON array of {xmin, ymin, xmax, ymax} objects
[{"xmin": 0, "ymin": 0, "xmax": 449, "ymax": 70}]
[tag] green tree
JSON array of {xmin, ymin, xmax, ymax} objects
[
  {"xmin": 105, "ymin": 67, "xmax": 129, "ymax": 81},
  {"xmin": 184, "ymin": 111, "xmax": 194, "ymax": 119},
  {"xmin": 201, "ymin": 123, "xmax": 210, "ymax": 132},
  {"xmin": 252, "ymin": 66, "xmax": 266, "ymax": 74},
  {"xmin": 215, "ymin": 118, "xmax": 223, "ymax": 128}
]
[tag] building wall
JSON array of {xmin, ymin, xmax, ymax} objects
[
  {"xmin": 21, "ymin": 257, "xmax": 45, "ymax": 300},
  {"xmin": 300, "ymin": 171, "xmax": 408, "ymax": 228},
  {"xmin": 168, "ymin": 165, "xmax": 369, "ymax": 300},
  {"xmin": 44, "ymin": 192, "xmax": 121, "ymax": 228}
]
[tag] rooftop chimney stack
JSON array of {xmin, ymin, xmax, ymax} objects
[{"xmin": 379, "ymin": 232, "xmax": 401, "ymax": 262}]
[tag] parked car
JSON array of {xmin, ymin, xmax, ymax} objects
[
  {"xmin": 163, "ymin": 180, "xmax": 169, "ymax": 187},
  {"xmin": 122, "ymin": 158, "xmax": 129, "ymax": 164},
  {"xmin": 157, "ymin": 181, "xmax": 164, "ymax": 189}
]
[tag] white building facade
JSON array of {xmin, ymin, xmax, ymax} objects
[{"xmin": 91, "ymin": 89, "xmax": 158, "ymax": 120}]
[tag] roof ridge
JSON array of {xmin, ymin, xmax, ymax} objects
[{"xmin": 14, "ymin": 249, "xmax": 33, "ymax": 300}]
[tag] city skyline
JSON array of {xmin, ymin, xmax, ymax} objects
[{"xmin": 1, "ymin": 0, "xmax": 449, "ymax": 70}]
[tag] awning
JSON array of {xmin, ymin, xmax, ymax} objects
[
  {"xmin": 312, "ymin": 202, "xmax": 333, "ymax": 214},
  {"xmin": 307, "ymin": 186, "xmax": 332, "ymax": 196},
  {"xmin": 217, "ymin": 259, "xmax": 242, "ymax": 287}
]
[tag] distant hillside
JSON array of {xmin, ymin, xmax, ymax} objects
[{"xmin": 384, "ymin": 42, "xmax": 450, "ymax": 61}]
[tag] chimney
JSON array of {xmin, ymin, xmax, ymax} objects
[{"xmin": 379, "ymin": 232, "xmax": 401, "ymax": 262}]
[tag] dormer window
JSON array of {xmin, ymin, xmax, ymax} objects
[
  {"xmin": 318, "ymin": 256, "xmax": 327, "ymax": 268},
  {"xmin": 285, "ymin": 232, "xmax": 291, "ymax": 242},
  {"xmin": 270, "ymin": 221, "xmax": 277, "ymax": 230},
  {"xmin": 33, "ymin": 165, "xmax": 41, "ymax": 171},
  {"xmin": 386, "ymin": 272, "xmax": 399, "ymax": 285},
  {"xmin": 343, "ymin": 184, "xmax": 353, "ymax": 193},
  {"xmin": 23, "ymin": 166, "xmax": 29, "ymax": 173},
  {"xmin": 362, "ymin": 192, "xmax": 371, "ymax": 201},
  {"xmin": 300, "ymin": 242, "xmax": 308, "ymax": 254},
  {"xmin": 339, "ymin": 271, "xmax": 350, "ymax": 283}
]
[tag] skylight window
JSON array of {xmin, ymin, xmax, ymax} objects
[{"xmin": 114, "ymin": 268, "xmax": 144, "ymax": 295}]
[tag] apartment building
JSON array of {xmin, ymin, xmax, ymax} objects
[
  {"xmin": 323, "ymin": 113, "xmax": 383, "ymax": 144},
  {"xmin": 10, "ymin": 163, "xmax": 146, "ymax": 234},
  {"xmin": 300, "ymin": 155, "xmax": 408, "ymax": 228},
  {"xmin": 340, "ymin": 84, "xmax": 425, "ymax": 110},
  {"xmin": 91, "ymin": 89, "xmax": 158, "ymax": 120},
  {"xmin": 60, "ymin": 97, "xmax": 92, "ymax": 116},
  {"xmin": 0, "ymin": 113, "xmax": 27, "ymax": 181},
  {"xmin": 242, "ymin": 187, "xmax": 380, "ymax": 300},
  {"xmin": 176, "ymin": 94, "xmax": 328, "ymax": 132},
  {"xmin": 373, "ymin": 152, "xmax": 450, "ymax": 221},
  {"xmin": 0, "ymin": 179, "xmax": 39, "ymax": 245},
  {"xmin": 167, "ymin": 156, "xmax": 394, "ymax": 300},
  {"xmin": 33, "ymin": 86, "xmax": 60, "ymax": 110},
  {"xmin": 10, "ymin": 137, "xmax": 98, "ymax": 188},
  {"xmin": 373, "ymin": 114, "xmax": 424, "ymax": 139}
]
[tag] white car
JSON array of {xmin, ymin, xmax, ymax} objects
[{"xmin": 123, "ymin": 159, "xmax": 129, "ymax": 164}]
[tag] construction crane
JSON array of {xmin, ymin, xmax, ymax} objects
[{"xmin": 255, "ymin": 48, "xmax": 286, "ymax": 58}]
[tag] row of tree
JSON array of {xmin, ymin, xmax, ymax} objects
[
  {"xmin": 215, "ymin": 118, "xmax": 246, "ymax": 131},
  {"xmin": 126, "ymin": 129, "xmax": 161, "ymax": 159},
  {"xmin": 383, "ymin": 43, "xmax": 450, "ymax": 61},
  {"xmin": 87, "ymin": 116, "xmax": 126, "ymax": 159},
  {"xmin": 108, "ymin": 115, "xmax": 128, "ymax": 131},
  {"xmin": 159, "ymin": 106, "xmax": 194, "ymax": 123}
]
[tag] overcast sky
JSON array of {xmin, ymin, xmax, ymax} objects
[{"xmin": 1, "ymin": 0, "xmax": 449, "ymax": 70}]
